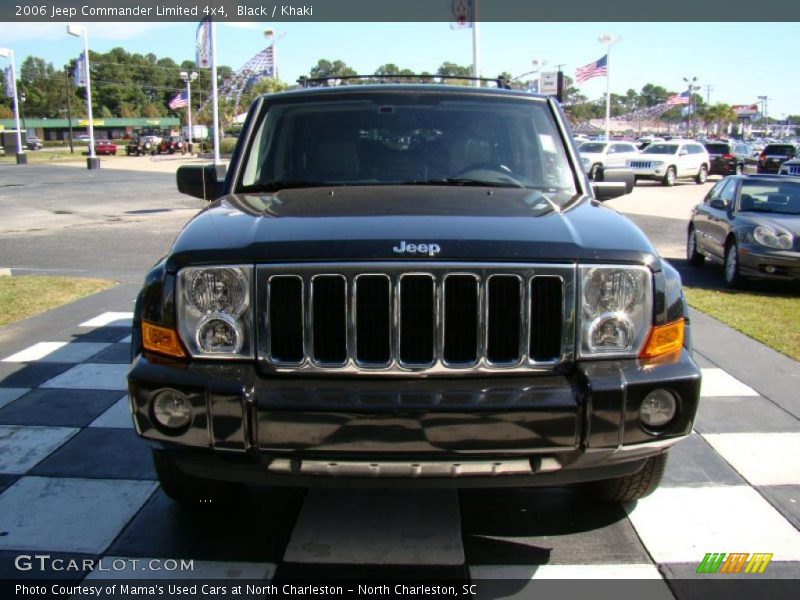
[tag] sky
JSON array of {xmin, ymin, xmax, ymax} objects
[{"xmin": 1, "ymin": 20, "xmax": 799, "ymax": 118}]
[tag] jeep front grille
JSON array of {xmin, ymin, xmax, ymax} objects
[
  {"xmin": 256, "ymin": 263, "xmax": 575, "ymax": 375},
  {"xmin": 629, "ymin": 161, "xmax": 652, "ymax": 169}
]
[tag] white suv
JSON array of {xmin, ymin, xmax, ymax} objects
[
  {"xmin": 627, "ymin": 140, "xmax": 709, "ymax": 186},
  {"xmin": 579, "ymin": 141, "xmax": 639, "ymax": 180}
]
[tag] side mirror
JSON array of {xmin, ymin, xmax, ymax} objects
[
  {"xmin": 593, "ymin": 166, "xmax": 635, "ymax": 198},
  {"xmin": 709, "ymin": 199, "xmax": 727, "ymax": 210},
  {"xmin": 592, "ymin": 181, "xmax": 629, "ymax": 201},
  {"xmin": 176, "ymin": 165, "xmax": 224, "ymax": 200}
]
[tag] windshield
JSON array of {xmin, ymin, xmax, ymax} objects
[
  {"xmin": 764, "ymin": 145, "xmax": 795, "ymax": 156},
  {"xmin": 238, "ymin": 95, "xmax": 578, "ymax": 205},
  {"xmin": 705, "ymin": 143, "xmax": 731, "ymax": 154},
  {"xmin": 739, "ymin": 181, "xmax": 800, "ymax": 215},
  {"xmin": 643, "ymin": 144, "xmax": 679, "ymax": 155},
  {"xmin": 579, "ymin": 142, "xmax": 607, "ymax": 153}
]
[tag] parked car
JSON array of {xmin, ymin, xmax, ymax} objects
[
  {"xmin": 757, "ymin": 143, "xmax": 797, "ymax": 174},
  {"xmin": 703, "ymin": 140, "xmax": 755, "ymax": 176},
  {"xmin": 627, "ymin": 140, "xmax": 710, "ymax": 186},
  {"xmin": 636, "ymin": 136, "xmax": 664, "ymax": 151},
  {"xmin": 578, "ymin": 141, "xmax": 639, "ymax": 180},
  {"xmin": 687, "ymin": 174, "xmax": 800, "ymax": 286},
  {"xmin": 95, "ymin": 140, "xmax": 117, "ymax": 155},
  {"xmin": 25, "ymin": 135, "xmax": 43, "ymax": 150},
  {"xmin": 157, "ymin": 136, "xmax": 187, "ymax": 155},
  {"xmin": 128, "ymin": 81, "xmax": 699, "ymax": 509},
  {"xmin": 125, "ymin": 137, "xmax": 156, "ymax": 156},
  {"xmin": 778, "ymin": 157, "xmax": 800, "ymax": 177},
  {"xmin": 74, "ymin": 134, "xmax": 91, "ymax": 143}
]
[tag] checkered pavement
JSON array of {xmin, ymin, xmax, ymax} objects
[{"xmin": 1, "ymin": 311, "xmax": 799, "ymax": 594}]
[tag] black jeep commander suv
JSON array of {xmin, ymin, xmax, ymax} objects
[{"xmin": 127, "ymin": 80, "xmax": 701, "ymax": 508}]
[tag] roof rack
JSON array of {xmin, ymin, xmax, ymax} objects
[{"xmin": 297, "ymin": 74, "xmax": 512, "ymax": 89}]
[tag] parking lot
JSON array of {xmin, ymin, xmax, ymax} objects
[{"xmin": 0, "ymin": 162, "xmax": 798, "ymax": 594}]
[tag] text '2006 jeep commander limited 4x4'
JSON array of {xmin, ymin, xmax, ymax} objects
[{"xmin": 127, "ymin": 80, "xmax": 701, "ymax": 508}]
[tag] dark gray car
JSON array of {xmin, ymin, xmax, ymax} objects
[{"xmin": 687, "ymin": 174, "xmax": 800, "ymax": 286}]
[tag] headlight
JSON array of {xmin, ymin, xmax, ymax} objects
[
  {"xmin": 753, "ymin": 226, "xmax": 793, "ymax": 250},
  {"xmin": 650, "ymin": 161, "xmax": 664, "ymax": 167},
  {"xmin": 177, "ymin": 265, "xmax": 253, "ymax": 358},
  {"xmin": 579, "ymin": 266, "xmax": 652, "ymax": 358}
]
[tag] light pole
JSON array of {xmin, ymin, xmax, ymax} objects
[
  {"xmin": 599, "ymin": 34, "xmax": 621, "ymax": 142},
  {"xmin": 67, "ymin": 24, "xmax": 98, "ymax": 169},
  {"xmin": 511, "ymin": 59, "xmax": 547, "ymax": 91},
  {"xmin": 757, "ymin": 95, "xmax": 768, "ymax": 138},
  {"xmin": 0, "ymin": 47, "xmax": 26, "ymax": 164},
  {"xmin": 180, "ymin": 70, "xmax": 198, "ymax": 154},
  {"xmin": 19, "ymin": 91, "xmax": 26, "ymax": 135},
  {"xmin": 683, "ymin": 76, "xmax": 699, "ymax": 137}
]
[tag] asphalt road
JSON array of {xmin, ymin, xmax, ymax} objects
[
  {"xmin": 0, "ymin": 162, "xmax": 205, "ymax": 282},
  {"xmin": 0, "ymin": 161, "xmax": 732, "ymax": 287}
]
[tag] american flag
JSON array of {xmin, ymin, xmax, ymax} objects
[
  {"xmin": 666, "ymin": 91, "xmax": 690, "ymax": 106},
  {"xmin": 169, "ymin": 90, "xmax": 189, "ymax": 110},
  {"xmin": 574, "ymin": 55, "xmax": 608, "ymax": 83}
]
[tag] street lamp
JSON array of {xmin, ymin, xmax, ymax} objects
[
  {"xmin": 683, "ymin": 76, "xmax": 699, "ymax": 137},
  {"xmin": 757, "ymin": 95, "xmax": 768, "ymax": 138},
  {"xmin": 599, "ymin": 34, "xmax": 621, "ymax": 141},
  {"xmin": 0, "ymin": 47, "xmax": 26, "ymax": 164},
  {"xmin": 19, "ymin": 91, "xmax": 26, "ymax": 135},
  {"xmin": 66, "ymin": 24, "xmax": 99, "ymax": 169},
  {"xmin": 179, "ymin": 70, "xmax": 198, "ymax": 154},
  {"xmin": 511, "ymin": 59, "xmax": 548, "ymax": 90}
]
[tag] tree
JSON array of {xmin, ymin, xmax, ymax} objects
[
  {"xmin": 703, "ymin": 103, "xmax": 737, "ymax": 136},
  {"xmin": 639, "ymin": 83, "xmax": 670, "ymax": 107},
  {"xmin": 309, "ymin": 59, "xmax": 357, "ymax": 82}
]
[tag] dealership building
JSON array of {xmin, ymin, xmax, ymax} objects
[{"xmin": 0, "ymin": 117, "xmax": 181, "ymax": 141}]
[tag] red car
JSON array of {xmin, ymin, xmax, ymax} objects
[{"xmin": 95, "ymin": 141, "xmax": 118, "ymax": 155}]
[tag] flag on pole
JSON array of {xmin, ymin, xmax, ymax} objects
[
  {"xmin": 196, "ymin": 18, "xmax": 211, "ymax": 69},
  {"xmin": 3, "ymin": 67, "xmax": 15, "ymax": 98},
  {"xmin": 666, "ymin": 91, "xmax": 690, "ymax": 106},
  {"xmin": 263, "ymin": 44, "xmax": 275, "ymax": 77},
  {"xmin": 451, "ymin": 0, "xmax": 472, "ymax": 29},
  {"xmin": 73, "ymin": 53, "xmax": 87, "ymax": 87},
  {"xmin": 574, "ymin": 55, "xmax": 608, "ymax": 83},
  {"xmin": 169, "ymin": 90, "xmax": 189, "ymax": 110}
]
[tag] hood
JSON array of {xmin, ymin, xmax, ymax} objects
[{"xmin": 165, "ymin": 186, "xmax": 659, "ymax": 271}]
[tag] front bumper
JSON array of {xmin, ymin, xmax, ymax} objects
[
  {"xmin": 739, "ymin": 245, "xmax": 800, "ymax": 281},
  {"xmin": 629, "ymin": 166, "xmax": 666, "ymax": 180},
  {"xmin": 127, "ymin": 350, "xmax": 701, "ymax": 487}
]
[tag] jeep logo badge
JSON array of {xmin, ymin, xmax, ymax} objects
[{"xmin": 393, "ymin": 241, "xmax": 441, "ymax": 257}]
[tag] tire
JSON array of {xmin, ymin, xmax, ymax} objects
[
  {"xmin": 687, "ymin": 227, "xmax": 705, "ymax": 266},
  {"xmin": 695, "ymin": 165, "xmax": 708, "ymax": 184},
  {"xmin": 724, "ymin": 240, "xmax": 743, "ymax": 288},
  {"xmin": 583, "ymin": 453, "xmax": 668, "ymax": 503},
  {"xmin": 662, "ymin": 166, "xmax": 676, "ymax": 187},
  {"xmin": 589, "ymin": 163, "xmax": 602, "ymax": 181},
  {"xmin": 152, "ymin": 450, "xmax": 242, "ymax": 510}
]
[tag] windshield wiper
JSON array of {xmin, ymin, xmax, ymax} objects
[
  {"xmin": 401, "ymin": 178, "xmax": 527, "ymax": 189},
  {"xmin": 240, "ymin": 181, "xmax": 340, "ymax": 193}
]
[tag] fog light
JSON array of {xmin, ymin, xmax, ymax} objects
[
  {"xmin": 640, "ymin": 389, "xmax": 677, "ymax": 428},
  {"xmin": 765, "ymin": 265, "xmax": 776, "ymax": 274},
  {"xmin": 153, "ymin": 389, "xmax": 192, "ymax": 429}
]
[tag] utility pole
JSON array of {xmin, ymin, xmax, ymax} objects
[
  {"xmin": 704, "ymin": 84, "xmax": 714, "ymax": 136},
  {"xmin": 757, "ymin": 95, "xmax": 768, "ymax": 137},
  {"xmin": 683, "ymin": 76, "xmax": 699, "ymax": 137},
  {"xmin": 64, "ymin": 66, "xmax": 74, "ymax": 154}
]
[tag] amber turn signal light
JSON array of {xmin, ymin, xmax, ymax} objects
[
  {"xmin": 142, "ymin": 321, "xmax": 186, "ymax": 358},
  {"xmin": 640, "ymin": 319, "xmax": 685, "ymax": 359}
]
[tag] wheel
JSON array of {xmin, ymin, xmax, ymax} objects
[
  {"xmin": 662, "ymin": 166, "xmax": 676, "ymax": 186},
  {"xmin": 152, "ymin": 450, "xmax": 242, "ymax": 510},
  {"xmin": 583, "ymin": 453, "xmax": 668, "ymax": 503},
  {"xmin": 724, "ymin": 241, "xmax": 743, "ymax": 288},
  {"xmin": 735, "ymin": 163, "xmax": 743, "ymax": 176},
  {"xmin": 589, "ymin": 163, "xmax": 602, "ymax": 181},
  {"xmin": 695, "ymin": 165, "xmax": 708, "ymax": 184},
  {"xmin": 687, "ymin": 227, "xmax": 705, "ymax": 266}
]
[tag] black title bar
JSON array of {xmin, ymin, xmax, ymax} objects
[{"xmin": 3, "ymin": 0, "xmax": 800, "ymax": 22}]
